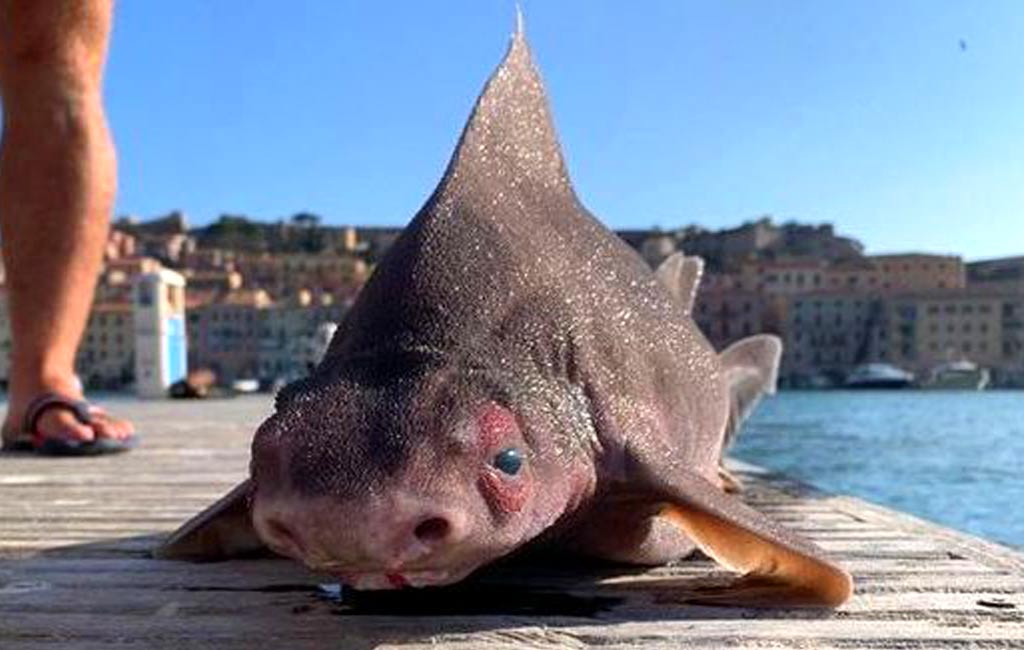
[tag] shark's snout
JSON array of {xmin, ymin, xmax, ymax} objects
[{"xmin": 251, "ymin": 491, "xmax": 472, "ymax": 578}]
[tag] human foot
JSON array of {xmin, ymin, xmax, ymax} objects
[{"xmin": 2, "ymin": 391, "xmax": 136, "ymax": 455}]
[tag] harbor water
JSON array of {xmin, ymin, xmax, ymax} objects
[{"xmin": 734, "ymin": 390, "xmax": 1024, "ymax": 548}]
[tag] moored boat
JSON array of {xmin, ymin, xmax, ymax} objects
[
  {"xmin": 844, "ymin": 363, "xmax": 914, "ymax": 389},
  {"xmin": 919, "ymin": 360, "xmax": 990, "ymax": 390}
]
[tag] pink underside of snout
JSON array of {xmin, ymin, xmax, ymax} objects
[{"xmin": 251, "ymin": 490, "xmax": 477, "ymax": 582}]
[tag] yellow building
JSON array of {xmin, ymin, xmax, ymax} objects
[
  {"xmin": 738, "ymin": 259, "xmax": 829, "ymax": 294},
  {"xmin": 739, "ymin": 253, "xmax": 965, "ymax": 298},
  {"xmin": 876, "ymin": 291, "xmax": 1018, "ymax": 377},
  {"xmin": 869, "ymin": 254, "xmax": 966, "ymax": 293}
]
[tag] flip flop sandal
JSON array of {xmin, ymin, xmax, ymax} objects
[{"xmin": 2, "ymin": 392, "xmax": 138, "ymax": 456}]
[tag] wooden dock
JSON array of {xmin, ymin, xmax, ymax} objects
[{"xmin": 2, "ymin": 396, "xmax": 1022, "ymax": 649}]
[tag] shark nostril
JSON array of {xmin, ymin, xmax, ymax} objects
[{"xmin": 414, "ymin": 517, "xmax": 450, "ymax": 544}]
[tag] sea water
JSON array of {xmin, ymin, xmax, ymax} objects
[{"xmin": 734, "ymin": 390, "xmax": 1024, "ymax": 548}]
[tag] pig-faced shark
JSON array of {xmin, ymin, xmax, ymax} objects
[{"xmin": 158, "ymin": 18, "xmax": 852, "ymax": 607}]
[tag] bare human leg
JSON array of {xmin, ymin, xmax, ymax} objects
[{"xmin": 0, "ymin": 0, "xmax": 133, "ymax": 449}]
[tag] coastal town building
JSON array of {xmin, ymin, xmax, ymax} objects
[
  {"xmin": 257, "ymin": 290, "xmax": 348, "ymax": 380},
  {"xmin": 737, "ymin": 259, "xmax": 830, "ymax": 294},
  {"xmin": 232, "ymin": 252, "xmax": 368, "ymax": 298},
  {"xmin": 114, "ymin": 211, "xmax": 196, "ymax": 263},
  {"xmin": 967, "ymin": 256, "xmax": 1024, "ymax": 293},
  {"xmin": 868, "ymin": 254, "xmax": 965, "ymax": 292},
  {"xmin": 96, "ymin": 256, "xmax": 163, "ymax": 304},
  {"xmin": 185, "ymin": 286, "xmax": 350, "ymax": 384},
  {"xmin": 732, "ymin": 254, "xmax": 965, "ymax": 297},
  {"xmin": 874, "ymin": 291, "xmax": 1024, "ymax": 384},
  {"xmin": 779, "ymin": 292, "xmax": 879, "ymax": 382},
  {"xmin": 186, "ymin": 288, "xmax": 274, "ymax": 383},
  {"xmin": 0, "ymin": 212, "xmax": 1019, "ymax": 391},
  {"xmin": 76, "ymin": 301, "xmax": 135, "ymax": 389},
  {"xmin": 694, "ymin": 286, "xmax": 780, "ymax": 351},
  {"xmin": 775, "ymin": 289, "xmax": 1024, "ymax": 386}
]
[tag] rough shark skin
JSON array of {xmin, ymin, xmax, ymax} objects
[{"xmin": 158, "ymin": 19, "xmax": 852, "ymax": 607}]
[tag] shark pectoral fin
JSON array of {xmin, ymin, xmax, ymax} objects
[
  {"xmin": 661, "ymin": 501, "xmax": 852, "ymax": 607},
  {"xmin": 152, "ymin": 479, "xmax": 267, "ymax": 561},
  {"xmin": 634, "ymin": 465, "xmax": 851, "ymax": 608},
  {"xmin": 654, "ymin": 252, "xmax": 704, "ymax": 315}
]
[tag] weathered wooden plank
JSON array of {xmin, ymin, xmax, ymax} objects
[
  {"xmin": 2, "ymin": 399, "xmax": 1023, "ymax": 649},
  {"xmin": 4, "ymin": 615, "xmax": 1024, "ymax": 644},
  {"xmin": 2, "ymin": 581, "xmax": 1021, "ymax": 619},
  {"xmin": 2, "ymin": 556, "xmax": 998, "ymax": 577}
]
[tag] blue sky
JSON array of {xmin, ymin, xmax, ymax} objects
[{"xmin": 104, "ymin": 1, "xmax": 1024, "ymax": 260}]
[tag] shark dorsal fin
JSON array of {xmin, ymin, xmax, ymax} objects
[{"xmin": 435, "ymin": 12, "xmax": 574, "ymax": 204}]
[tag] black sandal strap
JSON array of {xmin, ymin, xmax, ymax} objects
[{"xmin": 22, "ymin": 392, "xmax": 94, "ymax": 437}]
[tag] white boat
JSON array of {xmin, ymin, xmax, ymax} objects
[
  {"xmin": 231, "ymin": 378, "xmax": 260, "ymax": 394},
  {"xmin": 844, "ymin": 363, "xmax": 914, "ymax": 389},
  {"xmin": 920, "ymin": 360, "xmax": 990, "ymax": 390}
]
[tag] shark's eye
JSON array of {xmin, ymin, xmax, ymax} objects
[{"xmin": 492, "ymin": 448, "xmax": 523, "ymax": 475}]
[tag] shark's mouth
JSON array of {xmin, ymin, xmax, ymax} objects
[{"xmin": 335, "ymin": 568, "xmax": 466, "ymax": 590}]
